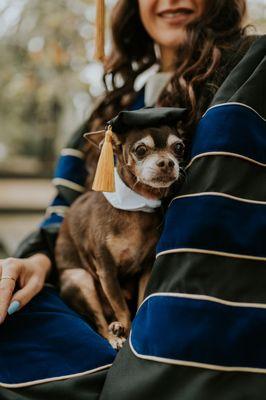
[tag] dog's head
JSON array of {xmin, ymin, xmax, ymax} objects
[{"xmin": 112, "ymin": 124, "xmax": 185, "ymax": 190}]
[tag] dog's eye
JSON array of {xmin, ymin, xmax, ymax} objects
[
  {"xmin": 135, "ymin": 145, "xmax": 147, "ymax": 158},
  {"xmin": 173, "ymin": 142, "xmax": 184, "ymax": 157}
]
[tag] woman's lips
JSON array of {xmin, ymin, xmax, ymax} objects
[{"xmin": 157, "ymin": 8, "xmax": 194, "ymax": 25}]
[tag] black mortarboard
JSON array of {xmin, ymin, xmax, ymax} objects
[{"xmin": 107, "ymin": 107, "xmax": 187, "ymax": 135}]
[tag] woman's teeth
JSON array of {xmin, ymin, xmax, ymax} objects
[{"xmin": 160, "ymin": 9, "xmax": 193, "ymax": 18}]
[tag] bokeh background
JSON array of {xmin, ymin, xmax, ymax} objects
[{"xmin": 0, "ymin": 0, "xmax": 265, "ymax": 257}]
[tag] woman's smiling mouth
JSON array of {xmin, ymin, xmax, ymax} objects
[{"xmin": 157, "ymin": 8, "xmax": 194, "ymax": 24}]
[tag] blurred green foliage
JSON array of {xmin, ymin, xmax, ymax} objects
[
  {"xmin": 0, "ymin": 0, "xmax": 264, "ymax": 177},
  {"xmin": 0, "ymin": 0, "xmax": 101, "ymax": 177}
]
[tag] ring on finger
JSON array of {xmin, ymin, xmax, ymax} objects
[{"xmin": 1, "ymin": 276, "xmax": 16, "ymax": 282}]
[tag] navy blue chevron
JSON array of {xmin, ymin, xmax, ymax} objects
[
  {"xmin": 53, "ymin": 151, "xmax": 87, "ymax": 191},
  {"xmin": 130, "ymin": 294, "xmax": 266, "ymax": 372},
  {"xmin": 39, "ymin": 193, "xmax": 69, "ymax": 228},
  {"xmin": 157, "ymin": 194, "xmax": 266, "ymax": 259},
  {"xmin": 189, "ymin": 104, "xmax": 266, "ymax": 165},
  {"xmin": 0, "ymin": 286, "xmax": 115, "ymax": 385},
  {"xmin": 40, "ymin": 213, "xmax": 64, "ymax": 228}
]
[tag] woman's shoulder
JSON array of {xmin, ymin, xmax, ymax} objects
[
  {"xmin": 237, "ymin": 34, "xmax": 265, "ymax": 59},
  {"xmin": 218, "ymin": 34, "xmax": 265, "ymax": 88},
  {"xmin": 233, "ymin": 34, "xmax": 266, "ymax": 72},
  {"xmin": 247, "ymin": 34, "xmax": 266, "ymax": 54},
  {"xmin": 210, "ymin": 34, "xmax": 265, "ymax": 116}
]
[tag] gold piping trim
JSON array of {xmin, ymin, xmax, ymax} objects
[
  {"xmin": 156, "ymin": 248, "xmax": 266, "ymax": 262},
  {"xmin": 130, "ymin": 291, "xmax": 266, "ymax": 374},
  {"xmin": 140, "ymin": 292, "xmax": 266, "ymax": 310},
  {"xmin": 129, "ymin": 338, "xmax": 266, "ymax": 375},
  {"xmin": 0, "ymin": 364, "xmax": 112, "ymax": 388},
  {"xmin": 186, "ymin": 152, "xmax": 266, "ymax": 170},
  {"xmin": 46, "ymin": 206, "xmax": 69, "ymax": 217},
  {"xmin": 52, "ymin": 178, "xmax": 85, "ymax": 193},
  {"xmin": 202, "ymin": 102, "xmax": 266, "ymax": 121},
  {"xmin": 169, "ymin": 192, "xmax": 266, "ymax": 207},
  {"xmin": 61, "ymin": 148, "xmax": 84, "ymax": 159}
]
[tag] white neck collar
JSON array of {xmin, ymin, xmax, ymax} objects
[
  {"xmin": 144, "ymin": 71, "xmax": 173, "ymax": 107},
  {"xmin": 103, "ymin": 169, "xmax": 161, "ymax": 213}
]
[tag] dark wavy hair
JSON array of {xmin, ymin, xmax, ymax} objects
[{"xmin": 86, "ymin": 0, "xmax": 250, "ymax": 137}]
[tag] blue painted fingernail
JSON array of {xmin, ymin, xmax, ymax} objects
[{"xmin": 7, "ymin": 300, "xmax": 20, "ymax": 315}]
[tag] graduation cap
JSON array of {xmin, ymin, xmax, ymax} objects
[
  {"xmin": 107, "ymin": 107, "xmax": 187, "ymax": 134},
  {"xmin": 87, "ymin": 107, "xmax": 187, "ymax": 193}
]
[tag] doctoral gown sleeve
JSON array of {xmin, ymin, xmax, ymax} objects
[
  {"xmin": 13, "ymin": 120, "xmax": 90, "ymax": 283},
  {"xmin": 100, "ymin": 35, "xmax": 266, "ymax": 400}
]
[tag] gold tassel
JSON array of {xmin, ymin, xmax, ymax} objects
[
  {"xmin": 94, "ymin": 0, "xmax": 105, "ymax": 62},
  {"xmin": 92, "ymin": 126, "xmax": 115, "ymax": 192}
]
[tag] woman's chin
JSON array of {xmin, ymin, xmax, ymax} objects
[{"xmin": 156, "ymin": 28, "xmax": 187, "ymax": 50}]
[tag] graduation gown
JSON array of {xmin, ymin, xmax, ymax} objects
[
  {"xmin": 0, "ymin": 35, "xmax": 265, "ymax": 399},
  {"xmin": 100, "ymin": 35, "xmax": 266, "ymax": 400}
]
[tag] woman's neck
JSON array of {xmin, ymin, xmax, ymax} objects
[{"xmin": 159, "ymin": 46, "xmax": 176, "ymax": 72}]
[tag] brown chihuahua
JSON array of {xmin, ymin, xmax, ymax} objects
[{"xmin": 55, "ymin": 108, "xmax": 186, "ymax": 349}]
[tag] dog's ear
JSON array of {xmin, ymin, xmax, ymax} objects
[{"xmin": 83, "ymin": 130, "xmax": 105, "ymax": 150}]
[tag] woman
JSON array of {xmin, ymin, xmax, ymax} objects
[{"xmin": 0, "ymin": 0, "xmax": 265, "ymax": 399}]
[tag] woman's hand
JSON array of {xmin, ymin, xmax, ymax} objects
[{"xmin": 0, "ymin": 254, "xmax": 52, "ymax": 324}]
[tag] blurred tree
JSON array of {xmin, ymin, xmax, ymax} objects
[
  {"xmin": 0, "ymin": 0, "xmax": 105, "ymax": 177},
  {"xmin": 0, "ymin": 0, "xmax": 264, "ymax": 177}
]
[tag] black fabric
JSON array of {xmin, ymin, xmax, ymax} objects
[
  {"xmin": 108, "ymin": 107, "xmax": 187, "ymax": 135},
  {"xmin": 211, "ymin": 35, "xmax": 266, "ymax": 119},
  {"xmin": 179, "ymin": 156, "xmax": 266, "ymax": 201},
  {"xmin": 147, "ymin": 253, "xmax": 266, "ymax": 303},
  {"xmin": 100, "ymin": 342, "xmax": 266, "ymax": 400},
  {"xmin": 0, "ymin": 370, "xmax": 107, "ymax": 400},
  {"xmin": 56, "ymin": 185, "xmax": 83, "ymax": 206},
  {"xmin": 13, "ymin": 224, "xmax": 60, "ymax": 285},
  {"xmin": 66, "ymin": 120, "xmax": 90, "ymax": 150}
]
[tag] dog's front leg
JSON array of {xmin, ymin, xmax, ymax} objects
[
  {"xmin": 137, "ymin": 267, "xmax": 152, "ymax": 308},
  {"xmin": 59, "ymin": 268, "xmax": 111, "ymax": 339},
  {"xmin": 96, "ymin": 246, "xmax": 131, "ymax": 341}
]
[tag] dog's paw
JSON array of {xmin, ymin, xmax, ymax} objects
[
  {"xmin": 108, "ymin": 321, "xmax": 126, "ymax": 337},
  {"xmin": 108, "ymin": 335, "xmax": 126, "ymax": 351}
]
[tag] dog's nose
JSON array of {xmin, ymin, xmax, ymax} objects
[{"xmin": 156, "ymin": 159, "xmax": 175, "ymax": 169}]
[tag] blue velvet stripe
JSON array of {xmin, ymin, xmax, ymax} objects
[
  {"xmin": 128, "ymin": 87, "xmax": 145, "ymax": 110},
  {"xmin": 54, "ymin": 154, "xmax": 87, "ymax": 187},
  {"xmin": 49, "ymin": 193, "xmax": 69, "ymax": 207},
  {"xmin": 0, "ymin": 287, "xmax": 116, "ymax": 385},
  {"xmin": 156, "ymin": 195, "xmax": 266, "ymax": 258},
  {"xmin": 190, "ymin": 104, "xmax": 266, "ymax": 164},
  {"xmin": 39, "ymin": 194, "xmax": 68, "ymax": 228},
  {"xmin": 131, "ymin": 294, "xmax": 266, "ymax": 370},
  {"xmin": 40, "ymin": 213, "xmax": 64, "ymax": 228}
]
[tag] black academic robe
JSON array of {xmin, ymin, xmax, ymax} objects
[{"xmin": 1, "ymin": 35, "xmax": 265, "ymax": 400}]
